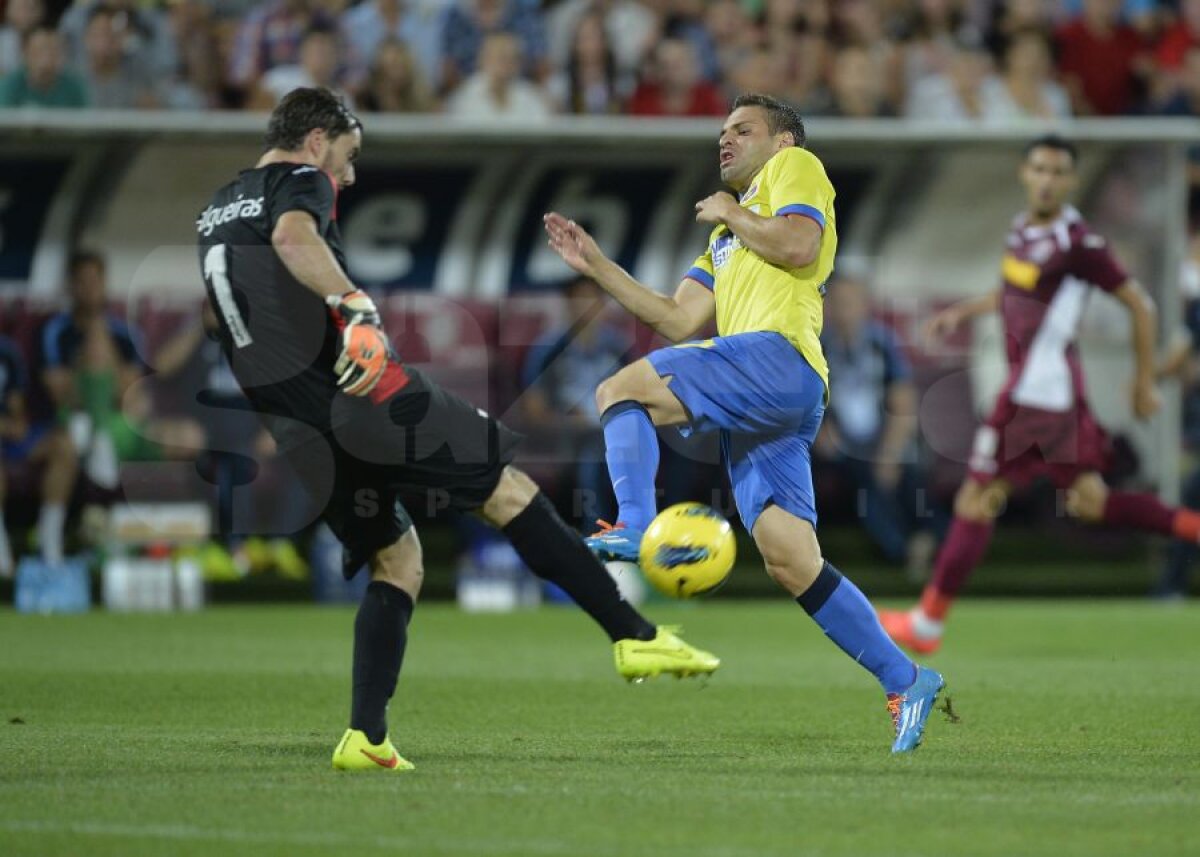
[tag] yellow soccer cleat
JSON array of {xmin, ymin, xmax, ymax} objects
[
  {"xmin": 613, "ymin": 626, "xmax": 720, "ymax": 682},
  {"xmin": 331, "ymin": 729, "xmax": 415, "ymax": 772}
]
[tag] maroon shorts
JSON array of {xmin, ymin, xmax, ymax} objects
[{"xmin": 967, "ymin": 394, "xmax": 1111, "ymax": 489}]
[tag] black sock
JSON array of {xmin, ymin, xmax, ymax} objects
[
  {"xmin": 503, "ymin": 492, "xmax": 656, "ymax": 642},
  {"xmin": 350, "ymin": 581, "xmax": 414, "ymax": 745}
]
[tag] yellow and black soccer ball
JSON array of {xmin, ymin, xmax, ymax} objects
[{"xmin": 638, "ymin": 503, "xmax": 735, "ymax": 599}]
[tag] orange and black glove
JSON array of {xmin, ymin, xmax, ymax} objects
[{"xmin": 326, "ymin": 289, "xmax": 389, "ymax": 397}]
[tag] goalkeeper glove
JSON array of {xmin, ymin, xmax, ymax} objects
[{"xmin": 326, "ymin": 290, "xmax": 388, "ymax": 397}]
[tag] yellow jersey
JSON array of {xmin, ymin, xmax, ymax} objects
[{"xmin": 684, "ymin": 146, "xmax": 837, "ymax": 386}]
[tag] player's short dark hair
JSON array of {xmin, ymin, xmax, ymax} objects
[
  {"xmin": 68, "ymin": 249, "xmax": 105, "ymax": 278},
  {"xmin": 732, "ymin": 94, "xmax": 806, "ymax": 148},
  {"xmin": 264, "ymin": 87, "xmax": 362, "ymax": 152},
  {"xmin": 1023, "ymin": 134, "xmax": 1077, "ymax": 166}
]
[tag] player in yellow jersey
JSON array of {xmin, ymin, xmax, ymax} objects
[{"xmin": 545, "ymin": 94, "xmax": 944, "ymax": 753}]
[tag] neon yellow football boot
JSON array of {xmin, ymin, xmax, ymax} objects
[
  {"xmin": 331, "ymin": 729, "xmax": 415, "ymax": 772},
  {"xmin": 613, "ymin": 626, "xmax": 720, "ymax": 682}
]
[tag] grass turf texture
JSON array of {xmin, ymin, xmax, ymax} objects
[{"xmin": 0, "ymin": 601, "xmax": 1196, "ymax": 857}]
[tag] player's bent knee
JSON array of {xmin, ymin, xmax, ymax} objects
[
  {"xmin": 478, "ymin": 466, "xmax": 539, "ymax": 528},
  {"xmin": 370, "ymin": 530, "xmax": 423, "ymax": 598},
  {"xmin": 954, "ymin": 480, "xmax": 1004, "ymax": 522},
  {"xmin": 762, "ymin": 553, "xmax": 823, "ymax": 596}
]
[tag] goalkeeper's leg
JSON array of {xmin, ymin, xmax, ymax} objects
[{"xmin": 479, "ymin": 466, "xmax": 719, "ymax": 678}]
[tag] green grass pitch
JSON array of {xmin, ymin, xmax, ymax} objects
[{"xmin": 0, "ymin": 599, "xmax": 1197, "ymax": 857}]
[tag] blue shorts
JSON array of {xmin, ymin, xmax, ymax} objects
[{"xmin": 646, "ymin": 331, "xmax": 825, "ymax": 532}]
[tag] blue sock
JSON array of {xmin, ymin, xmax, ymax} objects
[
  {"xmin": 600, "ymin": 401, "xmax": 659, "ymax": 530},
  {"xmin": 797, "ymin": 561, "xmax": 917, "ymax": 696}
]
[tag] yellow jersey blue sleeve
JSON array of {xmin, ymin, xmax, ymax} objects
[
  {"xmin": 684, "ymin": 244, "xmax": 716, "ymax": 291},
  {"xmin": 765, "ymin": 148, "xmax": 832, "ymax": 231}
]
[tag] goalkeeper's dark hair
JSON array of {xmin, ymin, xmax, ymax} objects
[
  {"xmin": 1023, "ymin": 134, "xmax": 1077, "ymax": 166},
  {"xmin": 732, "ymin": 94, "xmax": 806, "ymax": 148},
  {"xmin": 265, "ymin": 87, "xmax": 362, "ymax": 152}
]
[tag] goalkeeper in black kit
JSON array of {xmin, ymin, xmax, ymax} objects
[{"xmin": 195, "ymin": 88, "xmax": 719, "ymax": 771}]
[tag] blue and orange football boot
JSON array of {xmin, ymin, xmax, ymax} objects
[
  {"xmin": 887, "ymin": 666, "xmax": 945, "ymax": 754},
  {"xmin": 584, "ymin": 520, "xmax": 645, "ymax": 563}
]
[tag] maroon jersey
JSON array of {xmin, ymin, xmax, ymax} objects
[
  {"xmin": 997, "ymin": 205, "xmax": 1127, "ymax": 413},
  {"xmin": 968, "ymin": 206, "xmax": 1128, "ymax": 487}
]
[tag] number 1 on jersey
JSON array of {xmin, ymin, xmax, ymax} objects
[{"xmin": 204, "ymin": 243, "xmax": 253, "ymax": 348}]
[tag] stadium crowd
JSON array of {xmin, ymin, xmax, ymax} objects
[{"xmin": 0, "ymin": 0, "xmax": 1198, "ymax": 120}]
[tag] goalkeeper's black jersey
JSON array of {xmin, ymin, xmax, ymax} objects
[{"xmin": 196, "ymin": 162, "xmax": 366, "ymax": 448}]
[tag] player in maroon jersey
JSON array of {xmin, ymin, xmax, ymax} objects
[{"xmin": 879, "ymin": 135, "xmax": 1200, "ymax": 654}]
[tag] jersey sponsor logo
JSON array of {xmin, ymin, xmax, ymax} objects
[
  {"xmin": 196, "ymin": 195, "xmax": 265, "ymax": 236},
  {"xmin": 712, "ymin": 232, "xmax": 739, "ymax": 270},
  {"xmin": 1001, "ymin": 254, "xmax": 1039, "ymax": 291}
]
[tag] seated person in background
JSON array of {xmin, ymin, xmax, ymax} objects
[
  {"xmin": 816, "ymin": 268, "xmax": 937, "ymax": 576},
  {"xmin": 40, "ymin": 250, "xmax": 198, "ymax": 498},
  {"xmin": 153, "ymin": 300, "xmax": 312, "ymax": 580},
  {"xmin": 0, "ymin": 334, "xmax": 77, "ymax": 574},
  {"xmin": 521, "ymin": 276, "xmax": 632, "ymax": 528}
]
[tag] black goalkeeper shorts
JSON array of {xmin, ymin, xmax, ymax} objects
[{"xmin": 282, "ymin": 367, "xmax": 521, "ymax": 578}]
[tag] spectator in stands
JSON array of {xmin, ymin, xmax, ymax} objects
[
  {"xmin": 832, "ymin": 0, "xmax": 903, "ymax": 109},
  {"xmin": 359, "ymin": 38, "xmax": 435, "ymax": 112},
  {"xmin": 229, "ymin": 0, "xmax": 337, "ymax": 93},
  {"xmin": 546, "ymin": 0, "xmax": 655, "ymax": 88},
  {"xmin": 549, "ymin": 9, "xmax": 625, "ymax": 114},
  {"xmin": 60, "ymin": 0, "xmax": 176, "ymax": 80},
  {"xmin": 447, "ymin": 30, "xmax": 550, "ymax": 122},
  {"xmin": 340, "ymin": 0, "xmax": 447, "ymax": 93},
  {"xmin": 758, "ymin": 0, "xmax": 832, "ymax": 112},
  {"xmin": 727, "ymin": 49, "xmax": 790, "ymax": 104},
  {"xmin": 0, "ymin": 26, "xmax": 88, "ymax": 108},
  {"xmin": 627, "ymin": 38, "xmax": 725, "ymax": 116},
  {"xmin": 441, "ymin": 0, "xmax": 547, "ymax": 95},
  {"xmin": 81, "ymin": 4, "xmax": 160, "ymax": 108},
  {"xmin": 1151, "ymin": 44, "xmax": 1200, "ymax": 116},
  {"xmin": 0, "ymin": 335, "xmax": 78, "ymax": 575},
  {"xmin": 984, "ymin": 0, "xmax": 1055, "ymax": 57},
  {"xmin": 1155, "ymin": 0, "xmax": 1200, "ymax": 73},
  {"xmin": 249, "ymin": 23, "xmax": 353, "ymax": 108},
  {"xmin": 904, "ymin": 39, "xmax": 992, "ymax": 120},
  {"xmin": 0, "ymin": 0, "xmax": 43, "ymax": 77},
  {"xmin": 901, "ymin": 0, "xmax": 978, "ymax": 91},
  {"xmin": 1061, "ymin": 0, "xmax": 1160, "ymax": 37},
  {"xmin": 815, "ymin": 269, "xmax": 936, "ymax": 575},
  {"xmin": 825, "ymin": 44, "xmax": 894, "ymax": 117},
  {"xmin": 1056, "ymin": 0, "xmax": 1150, "ymax": 115},
  {"xmin": 706, "ymin": 0, "xmax": 758, "ymax": 89},
  {"xmin": 657, "ymin": 0, "xmax": 720, "ymax": 83},
  {"xmin": 163, "ymin": 2, "xmax": 226, "ymax": 110},
  {"xmin": 520, "ymin": 277, "xmax": 632, "ymax": 527},
  {"xmin": 980, "ymin": 29, "xmax": 1072, "ymax": 120}
]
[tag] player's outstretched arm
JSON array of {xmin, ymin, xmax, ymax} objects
[
  {"xmin": 922, "ymin": 289, "xmax": 1001, "ymax": 345},
  {"xmin": 543, "ymin": 212, "xmax": 715, "ymax": 342},
  {"xmin": 1114, "ymin": 279, "xmax": 1162, "ymax": 420}
]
